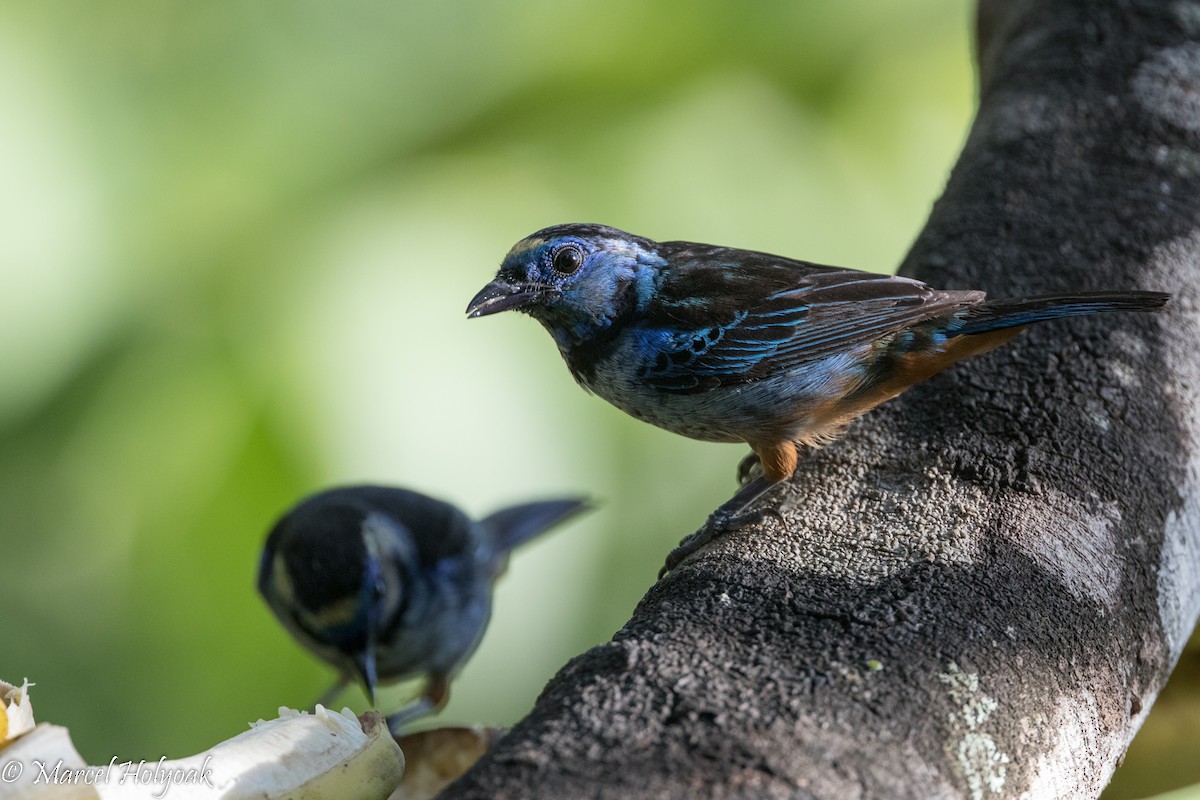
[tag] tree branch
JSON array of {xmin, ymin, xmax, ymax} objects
[{"xmin": 443, "ymin": 1, "xmax": 1200, "ymax": 797}]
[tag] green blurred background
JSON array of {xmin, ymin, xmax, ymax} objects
[{"xmin": 0, "ymin": 1, "xmax": 1194, "ymax": 797}]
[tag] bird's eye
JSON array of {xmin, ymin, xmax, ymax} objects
[{"xmin": 552, "ymin": 244, "xmax": 584, "ymax": 275}]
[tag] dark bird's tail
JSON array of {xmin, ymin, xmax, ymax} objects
[
  {"xmin": 481, "ymin": 498, "xmax": 589, "ymax": 554},
  {"xmin": 952, "ymin": 291, "xmax": 1169, "ymax": 336}
]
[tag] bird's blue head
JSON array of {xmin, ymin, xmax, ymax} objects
[{"xmin": 467, "ymin": 223, "xmax": 665, "ymax": 349}]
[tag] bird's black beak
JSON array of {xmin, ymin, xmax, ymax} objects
[
  {"xmin": 466, "ymin": 279, "xmax": 541, "ymax": 318},
  {"xmin": 355, "ymin": 645, "xmax": 379, "ymax": 706}
]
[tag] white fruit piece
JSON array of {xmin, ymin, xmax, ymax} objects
[{"xmin": 0, "ymin": 680, "xmax": 405, "ymax": 800}]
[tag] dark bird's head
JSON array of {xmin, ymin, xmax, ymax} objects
[
  {"xmin": 258, "ymin": 492, "xmax": 413, "ymax": 704},
  {"xmin": 467, "ymin": 223, "xmax": 665, "ymax": 348}
]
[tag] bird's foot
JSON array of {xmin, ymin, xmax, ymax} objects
[
  {"xmin": 658, "ymin": 474, "xmax": 782, "ymax": 577},
  {"xmin": 384, "ymin": 672, "xmax": 449, "ymax": 737},
  {"xmin": 658, "ymin": 505, "xmax": 779, "ymax": 578},
  {"xmin": 385, "ymin": 699, "xmax": 433, "ymax": 737}
]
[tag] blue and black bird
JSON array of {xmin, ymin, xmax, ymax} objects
[
  {"xmin": 467, "ymin": 223, "xmax": 1168, "ymax": 571},
  {"xmin": 257, "ymin": 485, "xmax": 587, "ymax": 730}
]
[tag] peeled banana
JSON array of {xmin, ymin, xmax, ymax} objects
[{"xmin": 0, "ymin": 681, "xmax": 405, "ymax": 799}]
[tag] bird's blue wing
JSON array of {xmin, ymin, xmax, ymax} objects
[{"xmin": 638, "ymin": 248, "xmax": 982, "ymax": 393}]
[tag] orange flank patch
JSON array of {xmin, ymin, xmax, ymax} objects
[
  {"xmin": 891, "ymin": 326, "xmax": 1023, "ymax": 387},
  {"xmin": 748, "ymin": 439, "xmax": 799, "ymax": 483},
  {"xmin": 813, "ymin": 326, "xmax": 1024, "ymax": 441},
  {"xmin": 749, "ymin": 327, "xmax": 1026, "ymax": 480}
]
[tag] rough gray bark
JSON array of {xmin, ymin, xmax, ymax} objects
[{"xmin": 442, "ymin": 1, "xmax": 1200, "ymax": 797}]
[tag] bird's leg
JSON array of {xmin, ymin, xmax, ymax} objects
[
  {"xmin": 705, "ymin": 473, "xmax": 780, "ymax": 529},
  {"xmin": 385, "ymin": 672, "xmax": 450, "ymax": 736},
  {"xmin": 316, "ymin": 675, "xmax": 351, "ymax": 709},
  {"xmin": 660, "ymin": 440, "xmax": 798, "ymax": 577},
  {"xmin": 659, "ymin": 474, "xmax": 781, "ymax": 577}
]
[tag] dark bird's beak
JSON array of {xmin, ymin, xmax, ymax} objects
[
  {"xmin": 355, "ymin": 645, "xmax": 379, "ymax": 706},
  {"xmin": 466, "ymin": 279, "xmax": 540, "ymax": 318}
]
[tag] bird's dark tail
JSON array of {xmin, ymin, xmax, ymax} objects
[
  {"xmin": 952, "ymin": 291, "xmax": 1168, "ymax": 336},
  {"xmin": 480, "ymin": 498, "xmax": 589, "ymax": 554}
]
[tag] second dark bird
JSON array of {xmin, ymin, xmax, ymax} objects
[
  {"xmin": 258, "ymin": 485, "xmax": 587, "ymax": 732},
  {"xmin": 467, "ymin": 223, "xmax": 1167, "ymax": 571}
]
